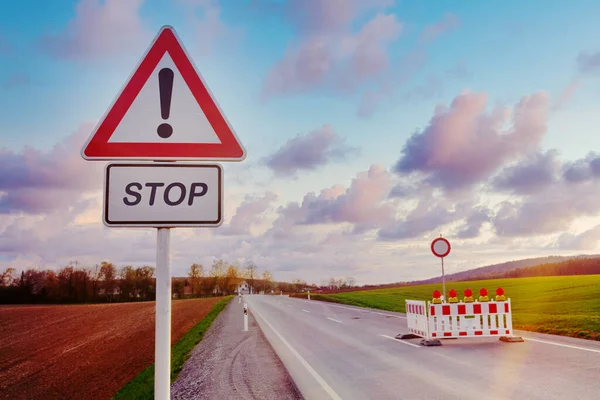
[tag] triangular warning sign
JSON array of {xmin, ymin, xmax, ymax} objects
[{"xmin": 81, "ymin": 26, "xmax": 246, "ymax": 161}]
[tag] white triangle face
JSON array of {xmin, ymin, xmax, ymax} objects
[{"xmin": 107, "ymin": 53, "xmax": 222, "ymax": 144}]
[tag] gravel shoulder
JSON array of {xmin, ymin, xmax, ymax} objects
[{"xmin": 171, "ymin": 296, "xmax": 303, "ymax": 400}]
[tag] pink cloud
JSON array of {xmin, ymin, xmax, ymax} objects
[
  {"xmin": 262, "ymin": 1, "xmax": 401, "ymax": 98},
  {"xmin": 40, "ymin": 0, "xmax": 149, "ymax": 60},
  {"xmin": 377, "ymin": 195, "xmax": 476, "ymax": 241},
  {"xmin": 419, "ymin": 13, "xmax": 460, "ymax": 43},
  {"xmin": 269, "ymin": 164, "xmax": 394, "ymax": 233},
  {"xmin": 553, "ymin": 80, "xmax": 580, "ymax": 110},
  {"xmin": 219, "ymin": 191, "xmax": 277, "ymax": 236},
  {"xmin": 178, "ymin": 0, "xmax": 242, "ymax": 56},
  {"xmin": 357, "ymin": 14, "xmax": 460, "ymax": 118},
  {"xmin": 394, "ymin": 91, "xmax": 550, "ymax": 190},
  {"xmin": 491, "ymin": 150, "xmax": 560, "ymax": 195},
  {"xmin": 554, "ymin": 225, "xmax": 600, "ymax": 250},
  {"xmin": 0, "ymin": 124, "xmax": 103, "ymax": 214},
  {"xmin": 264, "ymin": 125, "xmax": 357, "ymax": 177}
]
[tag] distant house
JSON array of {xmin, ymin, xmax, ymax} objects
[
  {"xmin": 183, "ymin": 280, "xmax": 193, "ymax": 296},
  {"xmin": 237, "ymin": 281, "xmax": 250, "ymax": 294},
  {"xmin": 97, "ymin": 287, "xmax": 121, "ymax": 296}
]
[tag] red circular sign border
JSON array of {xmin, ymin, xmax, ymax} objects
[{"xmin": 431, "ymin": 237, "xmax": 451, "ymax": 258}]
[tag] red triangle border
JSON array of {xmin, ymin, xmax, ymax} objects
[{"xmin": 81, "ymin": 26, "xmax": 245, "ymax": 161}]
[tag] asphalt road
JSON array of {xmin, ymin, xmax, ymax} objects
[{"xmin": 245, "ymin": 295, "xmax": 600, "ymax": 400}]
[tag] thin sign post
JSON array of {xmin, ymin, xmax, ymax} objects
[
  {"xmin": 155, "ymin": 228, "xmax": 171, "ymax": 399},
  {"xmin": 80, "ymin": 25, "xmax": 246, "ymax": 400},
  {"xmin": 431, "ymin": 236, "xmax": 451, "ymax": 302}
]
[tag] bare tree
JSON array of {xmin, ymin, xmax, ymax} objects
[
  {"xmin": 262, "ymin": 270, "xmax": 273, "ymax": 293},
  {"xmin": 346, "ymin": 277, "xmax": 356, "ymax": 288},
  {"xmin": 99, "ymin": 261, "xmax": 118, "ymax": 301},
  {"xmin": 188, "ymin": 263, "xmax": 204, "ymax": 296},
  {"xmin": 292, "ymin": 278, "xmax": 306, "ymax": 292},
  {"xmin": 210, "ymin": 260, "xmax": 227, "ymax": 295},
  {"xmin": 244, "ymin": 262, "xmax": 258, "ymax": 294},
  {"xmin": 0, "ymin": 268, "xmax": 15, "ymax": 287},
  {"xmin": 224, "ymin": 264, "xmax": 240, "ymax": 294}
]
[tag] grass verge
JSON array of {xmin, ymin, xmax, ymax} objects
[
  {"xmin": 113, "ymin": 296, "xmax": 233, "ymax": 400},
  {"xmin": 293, "ymin": 275, "xmax": 600, "ymax": 341}
]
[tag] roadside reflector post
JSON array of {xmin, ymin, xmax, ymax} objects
[
  {"xmin": 243, "ymin": 303, "xmax": 248, "ymax": 331},
  {"xmin": 308, "ymin": 290, "xmax": 310, "ymax": 300},
  {"xmin": 155, "ymin": 227, "xmax": 172, "ymax": 400}
]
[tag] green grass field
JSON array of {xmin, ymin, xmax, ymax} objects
[{"xmin": 300, "ymin": 275, "xmax": 600, "ymax": 341}]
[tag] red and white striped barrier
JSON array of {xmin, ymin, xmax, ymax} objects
[
  {"xmin": 428, "ymin": 300, "xmax": 513, "ymax": 338},
  {"xmin": 399, "ymin": 287, "xmax": 523, "ymax": 345},
  {"xmin": 406, "ymin": 300, "xmax": 429, "ymax": 338}
]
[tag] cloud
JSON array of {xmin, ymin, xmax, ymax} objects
[
  {"xmin": 218, "ymin": 191, "xmax": 277, "ymax": 236},
  {"xmin": 393, "ymin": 91, "xmax": 550, "ymax": 191},
  {"xmin": 553, "ymin": 80, "xmax": 580, "ymax": 110},
  {"xmin": 419, "ymin": 13, "xmax": 460, "ymax": 43},
  {"xmin": 562, "ymin": 152, "xmax": 600, "ymax": 183},
  {"xmin": 2, "ymin": 73, "xmax": 30, "ymax": 90},
  {"xmin": 39, "ymin": 0, "xmax": 149, "ymax": 60},
  {"xmin": 271, "ymin": 164, "xmax": 394, "ymax": 233},
  {"xmin": 356, "ymin": 13, "xmax": 459, "ymax": 118},
  {"xmin": 0, "ymin": 124, "xmax": 103, "ymax": 214},
  {"xmin": 491, "ymin": 150, "xmax": 560, "ymax": 195},
  {"xmin": 445, "ymin": 62, "xmax": 471, "ymax": 80},
  {"xmin": 577, "ymin": 51, "xmax": 600, "ymax": 74},
  {"xmin": 178, "ymin": 0, "xmax": 242, "ymax": 56},
  {"xmin": 454, "ymin": 207, "xmax": 492, "ymax": 239},
  {"xmin": 492, "ymin": 179, "xmax": 600, "ymax": 237},
  {"xmin": 262, "ymin": 1, "xmax": 401, "ymax": 98},
  {"xmin": 377, "ymin": 196, "xmax": 472, "ymax": 241},
  {"xmin": 554, "ymin": 225, "xmax": 600, "ymax": 250},
  {"xmin": 356, "ymin": 48, "xmax": 427, "ymax": 118},
  {"xmin": 263, "ymin": 125, "xmax": 357, "ymax": 177}
]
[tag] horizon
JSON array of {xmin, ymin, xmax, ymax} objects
[{"xmin": 4, "ymin": 1, "xmax": 600, "ymax": 285}]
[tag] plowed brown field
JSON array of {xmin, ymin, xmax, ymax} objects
[{"xmin": 0, "ymin": 298, "xmax": 220, "ymax": 400}]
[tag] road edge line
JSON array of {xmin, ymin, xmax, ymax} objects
[
  {"xmin": 250, "ymin": 306, "xmax": 343, "ymax": 400},
  {"xmin": 522, "ymin": 337, "xmax": 600, "ymax": 353}
]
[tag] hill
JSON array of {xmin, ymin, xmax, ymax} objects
[{"xmin": 408, "ymin": 254, "xmax": 600, "ymax": 285}]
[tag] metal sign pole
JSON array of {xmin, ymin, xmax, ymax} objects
[
  {"xmin": 441, "ymin": 256, "xmax": 446, "ymax": 303},
  {"xmin": 155, "ymin": 227, "xmax": 172, "ymax": 400}
]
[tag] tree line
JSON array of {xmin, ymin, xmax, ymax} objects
[
  {"xmin": 0, "ymin": 262, "xmax": 155, "ymax": 304},
  {"xmin": 0, "ymin": 259, "xmax": 287, "ymax": 304},
  {"xmin": 173, "ymin": 260, "xmax": 275, "ymax": 298},
  {"xmin": 458, "ymin": 257, "xmax": 600, "ymax": 281}
]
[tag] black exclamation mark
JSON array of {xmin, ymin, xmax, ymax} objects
[{"xmin": 157, "ymin": 68, "xmax": 174, "ymax": 139}]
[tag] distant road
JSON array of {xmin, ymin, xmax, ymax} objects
[{"xmin": 245, "ymin": 295, "xmax": 600, "ymax": 400}]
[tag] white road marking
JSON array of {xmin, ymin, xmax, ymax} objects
[
  {"xmin": 302, "ymin": 309, "xmax": 310, "ymax": 313},
  {"xmin": 327, "ymin": 317, "xmax": 343, "ymax": 324},
  {"xmin": 318, "ymin": 302, "xmax": 407, "ymax": 319},
  {"xmin": 288, "ymin": 305, "xmax": 293, "ymax": 308},
  {"xmin": 379, "ymin": 334, "xmax": 422, "ymax": 349},
  {"xmin": 251, "ymin": 306, "xmax": 343, "ymax": 400},
  {"xmin": 522, "ymin": 337, "xmax": 600, "ymax": 354}
]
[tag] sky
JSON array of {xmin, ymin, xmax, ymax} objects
[{"xmin": 3, "ymin": 0, "xmax": 600, "ymax": 285}]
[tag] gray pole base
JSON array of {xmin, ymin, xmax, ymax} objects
[
  {"xmin": 420, "ymin": 339, "xmax": 442, "ymax": 346},
  {"xmin": 499, "ymin": 336, "xmax": 525, "ymax": 342}
]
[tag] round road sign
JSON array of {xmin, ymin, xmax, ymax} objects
[{"xmin": 431, "ymin": 237, "xmax": 451, "ymax": 258}]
